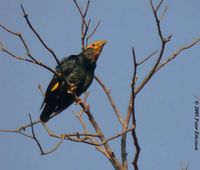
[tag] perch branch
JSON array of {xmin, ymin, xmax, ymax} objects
[{"xmin": 70, "ymin": 95, "xmax": 124, "ymax": 169}]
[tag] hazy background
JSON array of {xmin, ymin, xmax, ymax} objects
[{"xmin": 0, "ymin": 0, "xmax": 200, "ymax": 170}]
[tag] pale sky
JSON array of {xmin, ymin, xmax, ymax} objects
[{"xmin": 0, "ymin": 0, "xmax": 200, "ymax": 170}]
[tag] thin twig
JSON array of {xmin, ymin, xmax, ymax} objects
[
  {"xmin": 0, "ymin": 23, "xmax": 35, "ymax": 61},
  {"xmin": 137, "ymin": 50, "xmax": 158, "ymax": 66},
  {"xmin": 86, "ymin": 20, "xmax": 101, "ymax": 46},
  {"xmin": 38, "ymin": 84, "xmax": 45, "ymax": 97},
  {"xmin": 29, "ymin": 114, "xmax": 45, "ymax": 155},
  {"xmin": 44, "ymin": 140, "xmax": 64, "ymax": 155},
  {"xmin": 73, "ymin": 0, "xmax": 100, "ymax": 50},
  {"xmin": 73, "ymin": 0, "xmax": 88, "ymax": 27},
  {"xmin": 131, "ymin": 48, "xmax": 137, "ymax": 124},
  {"xmin": 125, "ymin": 48, "xmax": 137, "ymax": 128},
  {"xmin": 0, "ymin": 129, "xmax": 33, "ymax": 139},
  {"xmin": 156, "ymin": 38, "xmax": 200, "ymax": 72},
  {"xmin": 1, "ymin": 47, "xmax": 57, "ymax": 75},
  {"xmin": 43, "ymin": 119, "xmax": 134, "ymax": 147},
  {"xmin": 95, "ymin": 75, "xmax": 124, "ymax": 125},
  {"xmin": 0, "ymin": 24, "xmax": 59, "ymax": 76},
  {"xmin": 73, "ymin": 0, "xmax": 89, "ymax": 49},
  {"xmin": 20, "ymin": 4, "xmax": 66, "ymax": 81},
  {"xmin": 18, "ymin": 120, "xmax": 41, "ymax": 131},
  {"xmin": 135, "ymin": 0, "xmax": 171, "ymax": 95},
  {"xmin": 155, "ymin": 0, "xmax": 164, "ymax": 12}
]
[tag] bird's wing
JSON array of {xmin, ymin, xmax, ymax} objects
[
  {"xmin": 56, "ymin": 55, "xmax": 78, "ymax": 75},
  {"xmin": 40, "ymin": 55, "xmax": 79, "ymax": 109}
]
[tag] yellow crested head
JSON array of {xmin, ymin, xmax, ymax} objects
[{"xmin": 83, "ymin": 40, "xmax": 107, "ymax": 62}]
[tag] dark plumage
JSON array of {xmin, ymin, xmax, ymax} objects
[{"xmin": 40, "ymin": 40, "xmax": 107, "ymax": 122}]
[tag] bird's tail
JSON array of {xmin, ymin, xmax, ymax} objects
[{"xmin": 40, "ymin": 105, "xmax": 54, "ymax": 123}]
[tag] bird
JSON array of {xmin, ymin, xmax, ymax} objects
[{"xmin": 40, "ymin": 40, "xmax": 107, "ymax": 122}]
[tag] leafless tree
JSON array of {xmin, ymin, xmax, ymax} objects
[{"xmin": 0, "ymin": 1, "xmax": 199, "ymax": 170}]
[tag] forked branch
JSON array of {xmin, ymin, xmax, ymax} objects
[{"xmin": 73, "ymin": 0, "xmax": 101, "ymax": 49}]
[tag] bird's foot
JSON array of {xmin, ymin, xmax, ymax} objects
[
  {"xmin": 75, "ymin": 97, "xmax": 82, "ymax": 105},
  {"xmin": 67, "ymin": 83, "xmax": 77, "ymax": 94}
]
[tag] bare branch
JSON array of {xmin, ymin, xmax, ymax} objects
[
  {"xmin": 73, "ymin": 93, "xmax": 111, "ymax": 159},
  {"xmin": 0, "ymin": 129, "xmax": 33, "ymax": 139},
  {"xmin": 131, "ymin": 130, "xmax": 141, "ymax": 170},
  {"xmin": 129, "ymin": 48, "xmax": 141, "ymax": 170},
  {"xmin": 155, "ymin": 0, "xmax": 164, "ymax": 12},
  {"xmin": 0, "ymin": 23, "xmax": 33, "ymax": 60},
  {"xmin": 42, "ymin": 123, "xmax": 99, "ymax": 146},
  {"xmin": 0, "ymin": 115, "xmax": 64, "ymax": 155},
  {"xmin": 150, "ymin": 0, "xmax": 164, "ymax": 40},
  {"xmin": 135, "ymin": 0, "xmax": 171, "ymax": 95},
  {"xmin": 83, "ymin": 0, "xmax": 90, "ymax": 18},
  {"xmin": 18, "ymin": 120, "xmax": 41, "ymax": 131},
  {"xmin": 1, "ymin": 47, "xmax": 57, "ymax": 75},
  {"xmin": 73, "ymin": 96, "xmax": 124, "ymax": 169},
  {"xmin": 86, "ymin": 20, "xmax": 101, "ymax": 46},
  {"xmin": 137, "ymin": 50, "xmax": 158, "ymax": 66},
  {"xmin": 20, "ymin": 4, "xmax": 66, "ymax": 81},
  {"xmin": 121, "ymin": 132, "xmax": 128, "ymax": 169},
  {"xmin": 156, "ymin": 38, "xmax": 200, "ymax": 72},
  {"xmin": 44, "ymin": 140, "xmax": 64, "ymax": 155},
  {"xmin": 29, "ymin": 114, "xmax": 45, "ymax": 155},
  {"xmin": 0, "ymin": 23, "xmax": 59, "ymax": 76},
  {"xmin": 38, "ymin": 84, "xmax": 45, "ymax": 97},
  {"xmin": 73, "ymin": 0, "xmax": 89, "ymax": 50},
  {"xmin": 101, "ymin": 126, "xmax": 134, "ymax": 146},
  {"xmin": 125, "ymin": 48, "xmax": 137, "ymax": 128},
  {"xmin": 73, "ymin": 0, "xmax": 100, "ymax": 50},
  {"xmin": 95, "ymin": 75, "xmax": 124, "ymax": 125},
  {"xmin": 73, "ymin": 0, "xmax": 88, "ymax": 27},
  {"xmin": 42, "ymin": 118, "xmax": 134, "ymax": 147}
]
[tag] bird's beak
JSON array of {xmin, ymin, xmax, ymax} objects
[
  {"xmin": 84, "ymin": 40, "xmax": 107, "ymax": 61},
  {"xmin": 95, "ymin": 40, "xmax": 107, "ymax": 47},
  {"xmin": 87, "ymin": 40, "xmax": 107, "ymax": 49}
]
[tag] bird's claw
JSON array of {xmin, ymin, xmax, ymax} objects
[{"xmin": 67, "ymin": 83, "xmax": 77, "ymax": 94}]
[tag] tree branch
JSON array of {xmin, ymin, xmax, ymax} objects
[
  {"xmin": 0, "ymin": 24, "xmax": 58, "ymax": 76},
  {"xmin": 156, "ymin": 38, "xmax": 200, "ymax": 72},
  {"xmin": 73, "ymin": 0, "xmax": 101, "ymax": 50},
  {"xmin": 135, "ymin": 0, "xmax": 172, "ymax": 95},
  {"xmin": 20, "ymin": 4, "xmax": 63, "ymax": 76},
  {"xmin": 95, "ymin": 75, "xmax": 124, "ymax": 125},
  {"xmin": 137, "ymin": 50, "xmax": 158, "ymax": 66},
  {"xmin": 29, "ymin": 114, "xmax": 45, "ymax": 155}
]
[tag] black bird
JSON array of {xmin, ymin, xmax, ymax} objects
[{"xmin": 40, "ymin": 40, "xmax": 107, "ymax": 122}]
